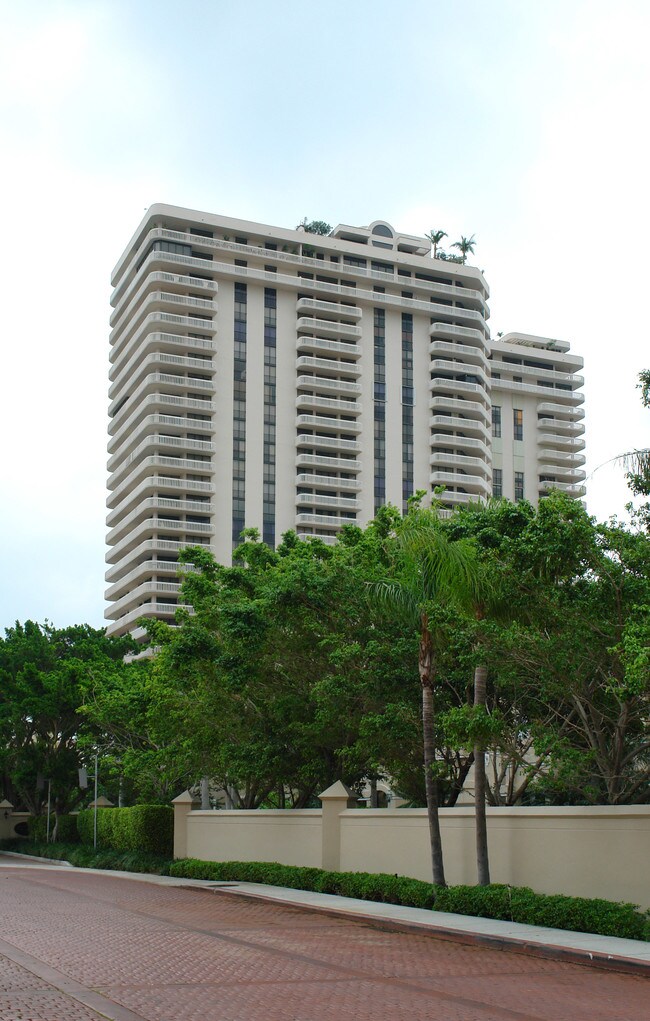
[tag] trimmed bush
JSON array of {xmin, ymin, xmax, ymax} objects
[
  {"xmin": 28, "ymin": 814, "xmax": 79, "ymax": 844},
  {"xmin": 77, "ymin": 805, "xmax": 173, "ymax": 857},
  {"xmin": 434, "ymin": 884, "xmax": 648, "ymax": 942}
]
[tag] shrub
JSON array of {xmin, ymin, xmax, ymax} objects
[
  {"xmin": 77, "ymin": 806, "xmax": 173, "ymax": 857},
  {"xmin": 28, "ymin": 814, "xmax": 79, "ymax": 844}
]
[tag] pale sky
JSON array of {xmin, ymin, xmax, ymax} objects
[{"xmin": 1, "ymin": 0, "xmax": 648, "ymax": 632}]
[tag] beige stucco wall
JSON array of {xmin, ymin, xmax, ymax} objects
[
  {"xmin": 185, "ymin": 809, "xmax": 322, "ymax": 868},
  {"xmin": 177, "ymin": 803, "xmax": 650, "ymax": 908},
  {"xmin": 340, "ymin": 806, "xmax": 650, "ymax": 907}
]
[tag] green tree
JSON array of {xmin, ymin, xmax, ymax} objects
[
  {"xmin": 0, "ymin": 622, "xmax": 134, "ymax": 820},
  {"xmin": 425, "ymin": 229, "xmax": 447, "ymax": 258},
  {"xmin": 451, "ymin": 234, "xmax": 476, "ymax": 264},
  {"xmin": 370, "ymin": 501, "xmax": 478, "ymax": 886},
  {"xmin": 297, "ymin": 219, "xmax": 332, "ymax": 235}
]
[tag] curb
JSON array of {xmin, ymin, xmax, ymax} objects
[
  {"xmin": 0, "ymin": 850, "xmax": 72, "ymax": 866},
  {"xmin": 209, "ymin": 885, "xmax": 650, "ymax": 978},
  {"xmin": 3, "ymin": 852, "xmax": 648, "ymax": 976}
]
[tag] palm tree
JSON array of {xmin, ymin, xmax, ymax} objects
[
  {"xmin": 425, "ymin": 229, "xmax": 447, "ymax": 259},
  {"xmin": 452, "ymin": 234, "xmax": 476, "ymax": 264},
  {"xmin": 370, "ymin": 505, "xmax": 478, "ymax": 886}
]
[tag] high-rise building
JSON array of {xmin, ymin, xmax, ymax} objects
[{"xmin": 106, "ymin": 205, "xmax": 585, "ymax": 638}]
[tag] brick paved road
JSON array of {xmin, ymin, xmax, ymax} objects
[{"xmin": 0, "ymin": 865, "xmax": 648, "ymax": 1021}]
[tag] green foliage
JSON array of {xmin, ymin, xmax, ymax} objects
[
  {"xmin": 298, "ymin": 219, "xmax": 331, "ymax": 235},
  {"xmin": 77, "ymin": 806, "xmax": 173, "ymax": 857},
  {"xmin": 434, "ymin": 885, "xmax": 647, "ymax": 941},
  {"xmin": 29, "ymin": 813, "xmax": 79, "ymax": 843},
  {"xmin": 0, "ymin": 621, "xmax": 136, "ymax": 813}
]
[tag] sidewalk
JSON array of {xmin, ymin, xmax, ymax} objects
[{"xmin": 2, "ymin": 852, "xmax": 647, "ymax": 974}]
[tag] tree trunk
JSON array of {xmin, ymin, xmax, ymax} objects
[
  {"xmin": 200, "ymin": 776, "xmax": 210, "ymax": 810},
  {"xmin": 420, "ymin": 615, "xmax": 446, "ymax": 887},
  {"xmin": 473, "ymin": 662, "xmax": 490, "ymax": 885}
]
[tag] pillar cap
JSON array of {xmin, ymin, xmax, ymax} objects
[
  {"xmin": 0, "ymin": 799, "xmax": 13, "ymax": 810},
  {"xmin": 318, "ymin": 781, "xmax": 357, "ymax": 802},
  {"xmin": 172, "ymin": 789, "xmax": 200, "ymax": 806},
  {"xmin": 89, "ymin": 795, "xmax": 114, "ymax": 807}
]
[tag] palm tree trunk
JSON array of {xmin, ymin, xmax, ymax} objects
[
  {"xmin": 473, "ymin": 662, "xmax": 490, "ymax": 885},
  {"xmin": 420, "ymin": 615, "xmax": 446, "ymax": 887}
]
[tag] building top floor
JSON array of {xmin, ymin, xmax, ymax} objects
[{"xmin": 111, "ymin": 204, "xmax": 490, "ymax": 302}]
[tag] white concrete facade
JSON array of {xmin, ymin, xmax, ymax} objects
[{"xmin": 106, "ymin": 205, "xmax": 585, "ymax": 638}]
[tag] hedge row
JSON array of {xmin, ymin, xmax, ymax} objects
[
  {"xmin": 3, "ymin": 841, "xmax": 647, "ymax": 942},
  {"xmin": 76, "ymin": 806, "xmax": 173, "ymax": 857},
  {"xmin": 29, "ymin": 815, "xmax": 80, "ymax": 844}
]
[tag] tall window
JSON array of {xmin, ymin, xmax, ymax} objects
[
  {"xmin": 263, "ymin": 288, "xmax": 276, "ymax": 547},
  {"xmin": 514, "ymin": 471, "xmax": 524, "ymax": 502},
  {"xmin": 402, "ymin": 313, "xmax": 414, "ymax": 512},
  {"xmin": 373, "ymin": 308, "xmax": 386, "ymax": 512},
  {"xmin": 492, "ymin": 405, "xmax": 502, "ymax": 438},
  {"xmin": 513, "ymin": 408, "xmax": 523, "ymax": 441},
  {"xmin": 492, "ymin": 468, "xmax": 503, "ymax": 498},
  {"xmin": 232, "ymin": 282, "xmax": 247, "ymax": 545}
]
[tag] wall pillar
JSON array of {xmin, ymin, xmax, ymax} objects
[
  {"xmin": 0, "ymin": 800, "xmax": 14, "ymax": 842},
  {"xmin": 318, "ymin": 781, "xmax": 358, "ymax": 871},
  {"xmin": 172, "ymin": 790, "xmax": 199, "ymax": 859}
]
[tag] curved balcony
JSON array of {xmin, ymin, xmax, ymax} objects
[
  {"xmin": 107, "ymin": 496, "xmax": 213, "ymax": 545},
  {"xmin": 108, "ymin": 412, "xmax": 213, "ymax": 465},
  {"xmin": 110, "ymin": 264, "xmax": 217, "ymax": 321},
  {"xmin": 111, "ymin": 306, "xmax": 214, "ymax": 358},
  {"xmin": 110, "ymin": 312, "xmax": 215, "ymax": 380},
  {"xmin": 296, "ymin": 395, "xmax": 360, "ymax": 415},
  {"xmin": 111, "ymin": 286, "xmax": 216, "ymax": 340},
  {"xmin": 429, "ymin": 340, "xmax": 489, "ymax": 370},
  {"xmin": 295, "ymin": 474, "xmax": 362, "ymax": 491},
  {"xmin": 105, "ymin": 538, "xmax": 208, "ymax": 583},
  {"xmin": 435, "ymin": 490, "xmax": 476, "ymax": 507},
  {"xmin": 538, "ymin": 481, "xmax": 587, "ymax": 498},
  {"xmin": 296, "ymin": 297, "xmax": 362, "ymax": 319},
  {"xmin": 109, "ymin": 389, "xmax": 213, "ymax": 438},
  {"xmin": 108, "ymin": 434, "xmax": 213, "ymax": 481},
  {"xmin": 429, "ymin": 413, "xmax": 490, "ymax": 442},
  {"xmin": 295, "ymin": 512, "xmax": 356, "ymax": 529},
  {"xmin": 296, "ymin": 355, "xmax": 362, "ymax": 378},
  {"xmin": 538, "ymin": 448, "xmax": 586, "ymax": 466},
  {"xmin": 295, "ymin": 453, "xmax": 361, "ymax": 472},
  {"xmin": 296, "ymin": 316, "xmax": 361, "ymax": 340},
  {"xmin": 296, "ymin": 375, "xmax": 362, "ymax": 396},
  {"xmin": 537, "ymin": 433, "xmax": 586, "ymax": 452},
  {"xmin": 105, "ymin": 566, "xmax": 186, "ymax": 604},
  {"xmin": 105, "ymin": 600, "xmax": 192, "ymax": 638},
  {"xmin": 296, "ymin": 532, "xmax": 338, "ymax": 546},
  {"xmin": 109, "ymin": 350, "xmax": 216, "ymax": 402},
  {"xmin": 106, "ymin": 517, "xmax": 214, "ymax": 565},
  {"xmin": 296, "ymin": 336, "xmax": 360, "ymax": 357},
  {"xmin": 429, "ymin": 452, "xmax": 491, "ymax": 477},
  {"xmin": 429, "ymin": 395, "xmax": 490, "ymax": 422},
  {"xmin": 430, "ymin": 359, "xmax": 489, "ymax": 388},
  {"xmin": 296, "ymin": 434, "xmax": 361, "ymax": 453},
  {"xmin": 110, "ymin": 333, "xmax": 215, "ymax": 390},
  {"xmin": 491, "ymin": 378, "xmax": 585, "ymax": 404},
  {"xmin": 430, "ymin": 378, "xmax": 490, "ymax": 407},
  {"xmin": 296, "ymin": 493, "xmax": 360, "ymax": 511},
  {"xmin": 490, "ymin": 360, "xmax": 584, "ymax": 387},
  {"xmin": 430, "ymin": 470, "xmax": 491, "ymax": 495},
  {"xmin": 429, "ymin": 322, "xmax": 487, "ymax": 345},
  {"xmin": 107, "ymin": 474, "xmax": 214, "ymax": 521},
  {"xmin": 296, "ymin": 414, "xmax": 362, "ymax": 434},
  {"xmin": 430, "ymin": 432, "xmax": 489, "ymax": 457},
  {"xmin": 538, "ymin": 402, "xmax": 585, "ymax": 420}
]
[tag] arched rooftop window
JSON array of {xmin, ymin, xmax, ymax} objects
[{"xmin": 371, "ymin": 223, "xmax": 394, "ymax": 238}]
